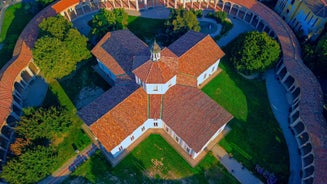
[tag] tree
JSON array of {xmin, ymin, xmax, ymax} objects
[
  {"xmin": 10, "ymin": 138, "xmax": 32, "ymax": 156},
  {"xmin": 303, "ymin": 33, "xmax": 327, "ymax": 77},
  {"xmin": 89, "ymin": 8, "xmax": 128, "ymax": 40},
  {"xmin": 164, "ymin": 8, "xmax": 200, "ymax": 43},
  {"xmin": 39, "ymin": 15, "xmax": 72, "ymax": 40},
  {"xmin": 1, "ymin": 146, "xmax": 57, "ymax": 184},
  {"xmin": 33, "ymin": 15, "xmax": 90, "ymax": 79},
  {"xmin": 228, "ymin": 31, "xmax": 280, "ymax": 75},
  {"xmin": 15, "ymin": 107, "xmax": 72, "ymax": 140}
]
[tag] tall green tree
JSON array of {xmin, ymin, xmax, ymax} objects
[
  {"xmin": 33, "ymin": 15, "xmax": 90, "ymax": 79},
  {"xmin": 165, "ymin": 8, "xmax": 200, "ymax": 43},
  {"xmin": 1, "ymin": 146, "xmax": 57, "ymax": 184},
  {"xmin": 228, "ymin": 31, "xmax": 280, "ymax": 75},
  {"xmin": 89, "ymin": 8, "xmax": 128, "ymax": 40},
  {"xmin": 15, "ymin": 107, "xmax": 72, "ymax": 140}
]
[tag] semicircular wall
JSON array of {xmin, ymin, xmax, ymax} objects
[{"xmin": 0, "ymin": 1, "xmax": 325, "ymax": 183}]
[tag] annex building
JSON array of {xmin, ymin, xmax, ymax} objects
[
  {"xmin": 78, "ymin": 30, "xmax": 233, "ymax": 166},
  {"xmin": 274, "ymin": 0, "xmax": 327, "ymax": 40}
]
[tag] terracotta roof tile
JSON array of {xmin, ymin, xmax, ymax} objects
[
  {"xmin": 78, "ymin": 79, "xmax": 138, "ymax": 125},
  {"xmin": 52, "ymin": 0, "xmax": 80, "ymax": 13},
  {"xmin": 162, "ymin": 85, "xmax": 233, "ymax": 152},
  {"xmin": 133, "ymin": 60, "xmax": 177, "ymax": 84},
  {"xmin": 169, "ymin": 31, "xmax": 225, "ymax": 77},
  {"xmin": 168, "ymin": 31, "xmax": 207, "ymax": 57},
  {"xmin": 303, "ymin": 0, "xmax": 327, "ymax": 18},
  {"xmin": 149, "ymin": 94, "xmax": 163, "ymax": 119},
  {"xmin": 90, "ymin": 88, "xmax": 148, "ymax": 151},
  {"xmin": 92, "ymin": 30, "xmax": 149, "ymax": 77}
]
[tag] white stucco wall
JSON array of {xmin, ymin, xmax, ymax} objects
[
  {"xmin": 109, "ymin": 119, "xmax": 164, "ymax": 157},
  {"xmin": 197, "ymin": 59, "xmax": 220, "ymax": 86},
  {"xmin": 135, "ymin": 75, "xmax": 177, "ymax": 94}
]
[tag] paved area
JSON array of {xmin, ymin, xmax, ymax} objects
[
  {"xmin": 39, "ymin": 144, "xmax": 98, "ymax": 184},
  {"xmin": 22, "ymin": 77, "xmax": 48, "ymax": 107},
  {"xmin": 139, "ymin": 6, "xmax": 170, "ymax": 19},
  {"xmin": 264, "ymin": 70, "xmax": 301, "ymax": 184},
  {"xmin": 212, "ymin": 145, "xmax": 263, "ymax": 184},
  {"xmin": 218, "ymin": 16, "xmax": 254, "ymax": 46},
  {"xmin": 198, "ymin": 17, "xmax": 222, "ymax": 37}
]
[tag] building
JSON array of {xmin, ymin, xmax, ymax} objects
[
  {"xmin": 274, "ymin": 0, "xmax": 327, "ymax": 40},
  {"xmin": 78, "ymin": 30, "xmax": 233, "ymax": 166}
]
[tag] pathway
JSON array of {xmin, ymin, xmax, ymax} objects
[
  {"xmin": 264, "ymin": 69, "xmax": 301, "ymax": 184},
  {"xmin": 211, "ymin": 144, "xmax": 263, "ymax": 184},
  {"xmin": 39, "ymin": 144, "xmax": 98, "ymax": 184},
  {"xmin": 217, "ymin": 15, "xmax": 254, "ymax": 46}
]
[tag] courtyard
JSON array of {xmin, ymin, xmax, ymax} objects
[{"xmin": 0, "ymin": 3, "xmax": 296, "ymax": 184}]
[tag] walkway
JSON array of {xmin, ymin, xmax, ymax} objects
[
  {"xmin": 39, "ymin": 144, "xmax": 98, "ymax": 184},
  {"xmin": 212, "ymin": 144, "xmax": 263, "ymax": 184},
  {"xmin": 264, "ymin": 69, "xmax": 301, "ymax": 184},
  {"xmin": 218, "ymin": 15, "xmax": 254, "ymax": 46}
]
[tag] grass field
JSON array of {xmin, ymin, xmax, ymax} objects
[
  {"xmin": 65, "ymin": 134, "xmax": 239, "ymax": 184},
  {"xmin": 202, "ymin": 58, "xmax": 290, "ymax": 183},
  {"xmin": 0, "ymin": 3, "xmax": 34, "ymax": 69},
  {"xmin": 43, "ymin": 80, "xmax": 92, "ymax": 171}
]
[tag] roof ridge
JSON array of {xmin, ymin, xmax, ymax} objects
[{"xmin": 178, "ymin": 34, "xmax": 211, "ymax": 59}]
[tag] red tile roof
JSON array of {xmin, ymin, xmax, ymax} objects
[
  {"xmin": 169, "ymin": 31, "xmax": 225, "ymax": 76},
  {"xmin": 52, "ymin": 0, "xmax": 80, "ymax": 13},
  {"xmin": 91, "ymin": 30, "xmax": 149, "ymax": 78},
  {"xmin": 149, "ymin": 94, "xmax": 163, "ymax": 119},
  {"xmin": 133, "ymin": 48, "xmax": 178, "ymax": 84},
  {"xmin": 162, "ymin": 85, "xmax": 233, "ymax": 152},
  {"xmin": 90, "ymin": 88, "xmax": 148, "ymax": 151}
]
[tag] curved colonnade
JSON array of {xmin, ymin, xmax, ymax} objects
[{"xmin": 0, "ymin": 0, "xmax": 326, "ymax": 183}]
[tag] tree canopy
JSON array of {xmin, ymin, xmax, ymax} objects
[
  {"xmin": 164, "ymin": 8, "xmax": 200, "ymax": 43},
  {"xmin": 228, "ymin": 31, "xmax": 280, "ymax": 75},
  {"xmin": 15, "ymin": 107, "xmax": 72, "ymax": 141},
  {"xmin": 303, "ymin": 33, "xmax": 327, "ymax": 77},
  {"xmin": 1, "ymin": 146, "xmax": 57, "ymax": 184},
  {"xmin": 89, "ymin": 8, "xmax": 128, "ymax": 40},
  {"xmin": 33, "ymin": 15, "xmax": 90, "ymax": 79}
]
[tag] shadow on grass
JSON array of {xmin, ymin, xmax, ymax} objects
[
  {"xmin": 127, "ymin": 16, "xmax": 166, "ymax": 45},
  {"xmin": 202, "ymin": 45, "xmax": 290, "ymax": 183},
  {"xmin": 0, "ymin": 2, "xmax": 34, "ymax": 69},
  {"xmin": 59, "ymin": 57, "xmax": 110, "ymax": 110}
]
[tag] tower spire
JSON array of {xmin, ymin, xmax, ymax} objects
[{"xmin": 151, "ymin": 39, "xmax": 161, "ymax": 61}]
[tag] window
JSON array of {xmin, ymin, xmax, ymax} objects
[
  {"xmin": 175, "ymin": 136, "xmax": 179, "ymax": 143},
  {"xmin": 211, "ymin": 66, "xmax": 215, "ymax": 72},
  {"xmin": 203, "ymin": 74, "xmax": 207, "ymax": 79},
  {"xmin": 131, "ymin": 136, "xmax": 134, "ymax": 141},
  {"xmin": 119, "ymin": 146, "xmax": 123, "ymax": 151},
  {"xmin": 186, "ymin": 147, "xmax": 190, "ymax": 153},
  {"xmin": 291, "ymin": 0, "xmax": 295, "ymax": 5},
  {"xmin": 166, "ymin": 127, "xmax": 169, "ymax": 132},
  {"xmin": 153, "ymin": 85, "xmax": 158, "ymax": 91},
  {"xmin": 154, "ymin": 122, "xmax": 158, "ymax": 127},
  {"xmin": 141, "ymin": 126, "xmax": 145, "ymax": 132},
  {"xmin": 286, "ymin": 9, "xmax": 289, "ymax": 14}
]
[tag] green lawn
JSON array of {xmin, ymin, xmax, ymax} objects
[
  {"xmin": 65, "ymin": 134, "xmax": 239, "ymax": 184},
  {"xmin": 0, "ymin": 3, "xmax": 34, "ymax": 69},
  {"xmin": 127, "ymin": 16, "xmax": 166, "ymax": 45},
  {"xmin": 202, "ymin": 58, "xmax": 289, "ymax": 183},
  {"xmin": 43, "ymin": 79, "xmax": 92, "ymax": 171}
]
